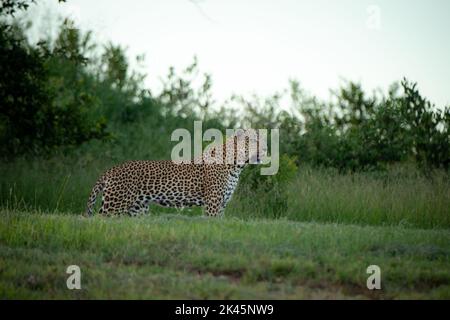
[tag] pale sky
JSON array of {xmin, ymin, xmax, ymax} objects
[{"xmin": 29, "ymin": 0, "xmax": 450, "ymax": 107}]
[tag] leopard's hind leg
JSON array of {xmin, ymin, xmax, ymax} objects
[
  {"xmin": 99, "ymin": 183, "xmax": 130, "ymax": 216},
  {"xmin": 127, "ymin": 194, "xmax": 152, "ymax": 217}
]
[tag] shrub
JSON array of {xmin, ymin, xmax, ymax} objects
[
  {"xmin": 233, "ymin": 154, "xmax": 298, "ymax": 218},
  {"xmin": 0, "ymin": 17, "xmax": 108, "ymax": 157}
]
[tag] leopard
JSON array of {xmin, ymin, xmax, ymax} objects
[{"xmin": 85, "ymin": 129, "xmax": 266, "ymax": 217}]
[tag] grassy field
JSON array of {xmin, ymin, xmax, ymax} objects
[
  {"xmin": 1, "ymin": 157, "xmax": 449, "ymax": 229},
  {"xmin": 1, "ymin": 210, "xmax": 449, "ymax": 299}
]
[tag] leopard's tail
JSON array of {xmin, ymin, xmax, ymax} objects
[{"xmin": 85, "ymin": 176, "xmax": 105, "ymax": 217}]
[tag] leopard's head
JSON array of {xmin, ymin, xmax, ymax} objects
[
  {"xmin": 227, "ymin": 129, "xmax": 267, "ymax": 166},
  {"xmin": 202, "ymin": 128, "xmax": 267, "ymax": 166}
]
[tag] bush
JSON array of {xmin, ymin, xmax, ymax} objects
[
  {"xmin": 232, "ymin": 154, "xmax": 298, "ymax": 218},
  {"xmin": 398, "ymin": 80, "xmax": 450, "ymax": 169},
  {"xmin": 0, "ymin": 17, "xmax": 108, "ymax": 157},
  {"xmin": 234, "ymin": 79, "xmax": 449, "ymax": 172}
]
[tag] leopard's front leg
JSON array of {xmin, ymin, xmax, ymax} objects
[
  {"xmin": 205, "ymin": 191, "xmax": 226, "ymax": 217},
  {"xmin": 204, "ymin": 165, "xmax": 227, "ymax": 217}
]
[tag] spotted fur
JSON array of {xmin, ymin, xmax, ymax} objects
[{"xmin": 85, "ymin": 129, "xmax": 265, "ymax": 217}]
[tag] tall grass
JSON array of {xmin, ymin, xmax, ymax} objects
[
  {"xmin": 1, "ymin": 144, "xmax": 448, "ymax": 229},
  {"xmin": 229, "ymin": 166, "xmax": 450, "ymax": 229}
]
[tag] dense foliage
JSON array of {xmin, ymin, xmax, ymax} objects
[
  {"xmin": 0, "ymin": 10, "xmax": 108, "ymax": 156},
  {"xmin": 1, "ymin": 2, "xmax": 448, "ymax": 170}
]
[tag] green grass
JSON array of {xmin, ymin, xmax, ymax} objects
[
  {"xmin": 230, "ymin": 166, "xmax": 450, "ymax": 228},
  {"xmin": 1, "ymin": 210, "xmax": 449, "ymax": 299}
]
